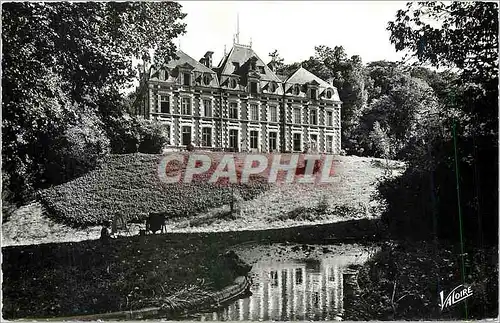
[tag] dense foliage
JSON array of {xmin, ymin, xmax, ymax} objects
[
  {"xmin": 378, "ymin": 1, "xmax": 498, "ymax": 245},
  {"xmin": 345, "ymin": 242, "xmax": 498, "ymax": 320},
  {"xmin": 274, "ymin": 2, "xmax": 497, "ymax": 246},
  {"xmin": 2, "ymin": 2, "xmax": 186, "ymax": 203}
]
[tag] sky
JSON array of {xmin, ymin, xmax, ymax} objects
[{"xmin": 176, "ymin": 1, "xmax": 409, "ymax": 66}]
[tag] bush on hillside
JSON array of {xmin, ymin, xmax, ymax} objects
[
  {"xmin": 136, "ymin": 119, "xmax": 170, "ymax": 154},
  {"xmin": 105, "ymin": 116, "xmax": 169, "ymax": 154}
]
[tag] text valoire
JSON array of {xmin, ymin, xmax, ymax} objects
[{"xmin": 440, "ymin": 284, "xmax": 473, "ymax": 311}]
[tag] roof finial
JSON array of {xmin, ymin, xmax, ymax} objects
[
  {"xmin": 236, "ymin": 13, "xmax": 240, "ymax": 44},
  {"xmin": 250, "ymin": 37, "xmax": 252, "ymax": 48},
  {"xmin": 224, "ymin": 44, "xmax": 227, "ymax": 56}
]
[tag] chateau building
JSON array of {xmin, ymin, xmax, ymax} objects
[{"xmin": 137, "ymin": 42, "xmax": 342, "ymax": 153}]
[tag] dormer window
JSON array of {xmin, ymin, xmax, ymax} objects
[
  {"xmin": 269, "ymin": 82, "xmax": 277, "ymax": 93},
  {"xmin": 230, "ymin": 78, "xmax": 237, "ymax": 89},
  {"xmin": 293, "ymin": 85, "xmax": 300, "ymax": 95},
  {"xmin": 258, "ymin": 66, "xmax": 265, "ymax": 74},
  {"xmin": 326, "ymin": 89, "xmax": 333, "ymax": 99},
  {"xmin": 249, "ymin": 57, "xmax": 258, "ymax": 71},
  {"xmin": 250, "ymin": 82, "xmax": 258, "ymax": 94},
  {"xmin": 159, "ymin": 70, "xmax": 168, "ymax": 81},
  {"xmin": 203, "ymin": 73, "xmax": 212, "ymax": 85},
  {"xmin": 183, "ymin": 73, "xmax": 191, "ymax": 86},
  {"xmin": 310, "ymin": 88, "xmax": 317, "ymax": 100}
]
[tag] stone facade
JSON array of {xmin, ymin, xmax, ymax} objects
[{"xmin": 137, "ymin": 43, "xmax": 342, "ymax": 153}]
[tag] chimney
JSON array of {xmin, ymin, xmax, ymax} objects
[{"xmin": 203, "ymin": 51, "xmax": 214, "ymax": 68}]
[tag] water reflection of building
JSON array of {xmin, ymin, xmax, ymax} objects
[{"xmin": 199, "ymin": 257, "xmax": 349, "ymax": 321}]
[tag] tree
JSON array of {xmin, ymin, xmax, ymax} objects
[
  {"xmin": 299, "ymin": 46, "xmax": 370, "ymax": 154},
  {"xmin": 2, "ymin": 2, "xmax": 187, "ymax": 203},
  {"xmin": 268, "ymin": 49, "xmax": 285, "ymax": 74},
  {"xmin": 388, "ymin": 1, "xmax": 498, "ymax": 134},
  {"xmin": 388, "ymin": 2, "xmax": 498, "ymax": 83},
  {"xmin": 369, "ymin": 121, "xmax": 391, "ymax": 159},
  {"xmin": 382, "ymin": 1, "xmax": 498, "ymax": 245}
]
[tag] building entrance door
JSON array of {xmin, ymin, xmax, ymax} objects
[{"xmin": 229, "ymin": 129, "xmax": 239, "ymax": 152}]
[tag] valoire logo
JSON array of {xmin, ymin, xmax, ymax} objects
[{"xmin": 440, "ymin": 284, "xmax": 473, "ymax": 311}]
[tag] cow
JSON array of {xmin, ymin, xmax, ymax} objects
[{"xmin": 145, "ymin": 212, "xmax": 167, "ymax": 234}]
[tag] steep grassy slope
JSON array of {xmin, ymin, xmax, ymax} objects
[{"xmin": 38, "ymin": 153, "xmax": 269, "ymax": 227}]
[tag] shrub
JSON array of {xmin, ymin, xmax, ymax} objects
[{"xmin": 136, "ymin": 119, "xmax": 170, "ymax": 154}]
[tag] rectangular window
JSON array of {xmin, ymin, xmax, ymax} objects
[
  {"xmin": 229, "ymin": 129, "xmax": 238, "ymax": 152},
  {"xmin": 250, "ymin": 104, "xmax": 259, "ymax": 121},
  {"xmin": 258, "ymin": 66, "xmax": 265, "ymax": 74},
  {"xmin": 270, "ymin": 270, "xmax": 278, "ymax": 287},
  {"xmin": 295, "ymin": 268, "xmax": 303, "ymax": 285},
  {"xmin": 326, "ymin": 135, "xmax": 333, "ymax": 153},
  {"xmin": 250, "ymin": 130, "xmax": 259, "ymax": 149},
  {"xmin": 181, "ymin": 97, "xmax": 191, "ymax": 115},
  {"xmin": 310, "ymin": 109, "xmax": 317, "ymax": 125},
  {"xmin": 270, "ymin": 106, "xmax": 278, "ymax": 122},
  {"xmin": 203, "ymin": 99, "xmax": 212, "ymax": 117},
  {"xmin": 269, "ymin": 132, "xmax": 277, "ymax": 151},
  {"xmin": 310, "ymin": 134, "xmax": 318, "ymax": 151},
  {"xmin": 202, "ymin": 127, "xmax": 212, "ymax": 147},
  {"xmin": 310, "ymin": 88, "xmax": 317, "ymax": 99},
  {"xmin": 182, "ymin": 126, "xmax": 191, "ymax": 146},
  {"xmin": 164, "ymin": 125, "xmax": 171, "ymax": 145},
  {"xmin": 250, "ymin": 82, "xmax": 258, "ymax": 94},
  {"xmin": 229, "ymin": 102, "xmax": 238, "ymax": 119},
  {"xmin": 159, "ymin": 95, "xmax": 170, "ymax": 114},
  {"xmin": 183, "ymin": 73, "xmax": 191, "ymax": 86},
  {"xmin": 293, "ymin": 133, "xmax": 301, "ymax": 152},
  {"xmin": 294, "ymin": 108, "xmax": 301, "ymax": 124},
  {"xmin": 327, "ymin": 111, "xmax": 333, "ymax": 126}
]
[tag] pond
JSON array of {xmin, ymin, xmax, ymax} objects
[{"xmin": 186, "ymin": 243, "xmax": 379, "ymax": 321}]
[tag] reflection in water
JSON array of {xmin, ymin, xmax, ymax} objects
[{"xmin": 194, "ymin": 248, "xmax": 371, "ymax": 321}]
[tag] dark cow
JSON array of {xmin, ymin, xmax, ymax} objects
[{"xmin": 145, "ymin": 212, "xmax": 167, "ymax": 234}]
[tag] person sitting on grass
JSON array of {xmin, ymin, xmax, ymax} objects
[
  {"xmin": 100, "ymin": 221, "xmax": 112, "ymax": 243},
  {"xmin": 111, "ymin": 214, "xmax": 118, "ymax": 238}
]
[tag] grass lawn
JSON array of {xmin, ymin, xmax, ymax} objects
[
  {"xmin": 3, "ymin": 154, "xmax": 404, "ymax": 246},
  {"xmin": 169, "ymin": 155, "xmax": 405, "ymax": 232}
]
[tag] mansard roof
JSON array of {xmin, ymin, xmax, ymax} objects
[
  {"xmin": 285, "ymin": 67, "xmax": 341, "ymax": 101},
  {"xmin": 217, "ymin": 44, "xmax": 282, "ymax": 82},
  {"xmin": 166, "ymin": 50, "xmax": 216, "ymax": 74},
  {"xmin": 285, "ymin": 67, "xmax": 330, "ymax": 88},
  {"xmin": 149, "ymin": 50, "xmax": 219, "ymax": 87}
]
